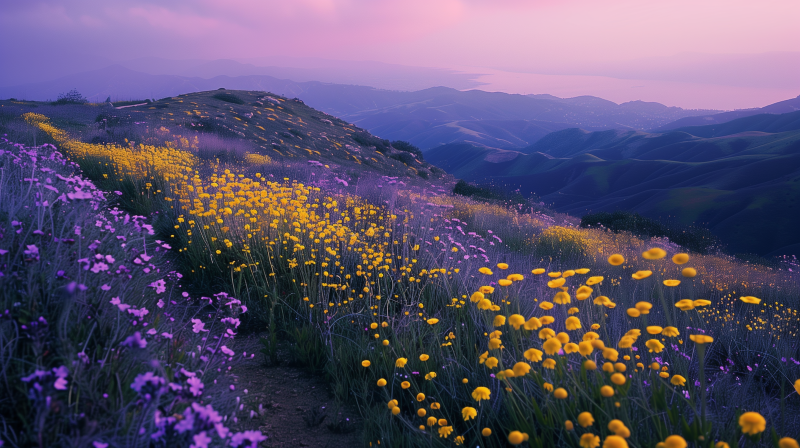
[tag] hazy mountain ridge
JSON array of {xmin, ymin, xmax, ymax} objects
[
  {"xmin": 0, "ymin": 64, "xmax": 721, "ymax": 152},
  {"xmin": 655, "ymin": 95, "xmax": 800, "ymax": 131},
  {"xmin": 426, "ymin": 110, "xmax": 800, "ymax": 256}
]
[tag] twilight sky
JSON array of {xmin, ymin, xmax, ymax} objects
[{"xmin": 2, "ymin": 0, "xmax": 799, "ymax": 109}]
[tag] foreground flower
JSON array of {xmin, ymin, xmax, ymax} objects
[
  {"xmin": 578, "ymin": 412, "xmax": 594, "ymax": 427},
  {"xmin": 472, "ymin": 387, "xmax": 491, "ymax": 402},
  {"xmin": 740, "ymin": 296, "xmax": 761, "ymax": 304},
  {"xmin": 230, "ymin": 430, "xmax": 267, "ymax": 448},
  {"xmin": 779, "ymin": 438, "xmax": 799, "ymax": 448},
  {"xmin": 462, "ymin": 407, "xmax": 477, "ymax": 421},
  {"xmin": 672, "ymin": 253, "xmax": 689, "ymax": 264},
  {"xmin": 396, "ymin": 358, "xmax": 408, "ymax": 368},
  {"xmin": 426, "ymin": 318, "xmax": 439, "ymax": 325},
  {"xmin": 581, "ymin": 433, "xmax": 600, "ymax": 448},
  {"xmin": 670, "ymin": 375, "xmax": 686, "ymax": 386},
  {"xmin": 603, "ymin": 435, "xmax": 628, "ymax": 448},
  {"xmin": 607, "ymin": 254, "xmax": 625, "ymax": 266},
  {"xmin": 642, "ymin": 247, "xmax": 667, "ymax": 259},
  {"xmin": 631, "ymin": 270, "xmax": 652, "ymax": 280},
  {"xmin": 508, "ymin": 431, "xmax": 526, "ymax": 445},
  {"xmin": 361, "ymin": 360, "xmax": 371, "ymax": 367},
  {"xmin": 377, "ymin": 378, "xmax": 387, "ymax": 387},
  {"xmin": 689, "ymin": 334, "xmax": 714, "ymax": 344},
  {"xmin": 738, "ymin": 412, "xmax": 766, "ymax": 435},
  {"xmin": 682, "ymin": 267, "xmax": 697, "ymax": 277},
  {"xmin": 663, "ymin": 435, "xmax": 687, "ymax": 448},
  {"xmin": 795, "ymin": 379, "xmax": 800, "ymax": 395}
]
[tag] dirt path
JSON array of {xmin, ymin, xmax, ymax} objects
[{"xmin": 230, "ymin": 334, "xmax": 363, "ymax": 448}]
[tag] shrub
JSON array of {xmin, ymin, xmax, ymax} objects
[
  {"xmin": 390, "ymin": 140, "xmax": 423, "ymax": 160},
  {"xmin": 213, "ymin": 92, "xmax": 245, "ymax": 105},
  {"xmin": 580, "ymin": 210, "xmax": 719, "ymax": 254},
  {"xmin": 352, "ymin": 132, "xmax": 390, "ymax": 153},
  {"xmin": 53, "ymin": 89, "xmax": 87, "ymax": 105}
]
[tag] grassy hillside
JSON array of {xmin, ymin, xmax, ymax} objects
[
  {"xmin": 426, "ymin": 120, "xmax": 800, "ymax": 256},
  {"xmin": 654, "ymin": 94, "xmax": 800, "ymax": 131}
]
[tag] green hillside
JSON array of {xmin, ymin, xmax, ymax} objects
[{"xmin": 426, "ymin": 118, "xmax": 800, "ymax": 256}]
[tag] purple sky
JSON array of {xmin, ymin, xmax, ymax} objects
[{"xmin": 2, "ymin": 0, "xmax": 799, "ymax": 109}]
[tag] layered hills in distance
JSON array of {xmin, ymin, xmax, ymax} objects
[{"xmin": 426, "ymin": 110, "xmax": 800, "ymax": 257}]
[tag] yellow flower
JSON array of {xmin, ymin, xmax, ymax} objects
[
  {"xmin": 663, "ymin": 279, "xmax": 681, "ymax": 287},
  {"xmin": 643, "ymin": 247, "xmax": 667, "ymax": 259},
  {"xmin": 681, "ymin": 267, "xmax": 697, "ymax": 278},
  {"xmin": 553, "ymin": 387, "xmax": 568, "ymax": 399},
  {"xmin": 608, "ymin": 420, "xmax": 630, "ymax": 438},
  {"xmin": 477, "ymin": 299, "xmax": 494, "ymax": 310},
  {"xmin": 617, "ymin": 336, "xmax": 635, "ymax": 349},
  {"xmin": 508, "ymin": 431, "xmax": 525, "ymax": 445},
  {"xmin": 693, "ymin": 299, "xmax": 711, "ymax": 307},
  {"xmin": 362, "ymin": 360, "xmax": 371, "ymax": 367},
  {"xmin": 470, "ymin": 291, "xmax": 485, "ymax": 303},
  {"xmin": 568, "ymin": 307, "xmax": 579, "ymax": 315},
  {"xmin": 417, "ymin": 408, "xmax": 426, "ymax": 417},
  {"xmin": 579, "ymin": 341, "xmax": 594, "ymax": 357},
  {"xmin": 543, "ymin": 382, "xmax": 554, "ymax": 391},
  {"xmin": 581, "ymin": 433, "xmax": 600, "ymax": 448},
  {"xmin": 416, "ymin": 393, "xmax": 426, "ymax": 402},
  {"xmin": 553, "ymin": 291, "xmax": 571, "ymax": 304},
  {"xmin": 396, "ymin": 358, "xmax": 408, "ymax": 368},
  {"xmin": 563, "ymin": 270, "xmax": 576, "ymax": 277},
  {"xmin": 586, "ymin": 276, "xmax": 605, "ymax": 286},
  {"xmin": 377, "ymin": 378, "xmax": 387, "ymax": 387},
  {"xmin": 548, "ymin": 277, "xmax": 566, "ymax": 288},
  {"xmin": 543, "ymin": 337, "xmax": 562, "ymax": 355},
  {"xmin": 388, "ymin": 399, "xmax": 398, "ymax": 409},
  {"xmin": 479, "ymin": 267, "xmax": 493, "ymax": 275},
  {"xmin": 462, "ymin": 406, "xmax": 477, "ymax": 421},
  {"xmin": 401, "ymin": 381, "xmax": 410, "ymax": 389},
  {"xmin": 431, "ymin": 402, "xmax": 441, "ymax": 409},
  {"xmin": 485, "ymin": 357, "xmax": 499, "ymax": 369},
  {"xmin": 738, "ymin": 411, "xmax": 766, "ymax": 435},
  {"xmin": 689, "ymin": 334, "xmax": 714, "ymax": 344},
  {"xmin": 583, "ymin": 331, "xmax": 600, "ymax": 341},
  {"xmin": 575, "ymin": 268, "xmax": 590, "ymax": 274},
  {"xmin": 740, "ymin": 296, "xmax": 761, "ymax": 304},
  {"xmin": 670, "ymin": 375, "xmax": 686, "ymax": 386},
  {"xmin": 564, "ymin": 316, "xmax": 581, "ymax": 330},
  {"xmin": 646, "ymin": 326, "xmax": 663, "ymax": 334},
  {"xmin": 543, "ymin": 358, "xmax": 557, "ymax": 369},
  {"xmin": 419, "ymin": 354, "xmax": 429, "ymax": 361},
  {"xmin": 607, "ymin": 254, "xmax": 625, "ymax": 266},
  {"xmin": 427, "ymin": 416, "xmax": 437, "ymax": 426},
  {"xmin": 426, "ymin": 318, "xmax": 439, "ymax": 325},
  {"xmin": 498, "ymin": 279, "xmax": 513, "ymax": 286},
  {"xmin": 488, "ymin": 338, "xmax": 502, "ymax": 349},
  {"xmin": 539, "ymin": 301, "xmax": 554, "ymax": 310},
  {"xmin": 425, "ymin": 372, "xmax": 437, "ymax": 380},
  {"xmin": 493, "ymin": 315, "xmax": 506, "ymax": 326},
  {"xmin": 524, "ymin": 317, "xmax": 542, "ymax": 330},
  {"xmin": 600, "ymin": 385, "xmax": 615, "ymax": 397},
  {"xmin": 602, "ymin": 348, "xmax": 619, "ymax": 361},
  {"xmin": 508, "ymin": 314, "xmax": 526, "ymax": 329},
  {"xmin": 635, "ymin": 301, "xmax": 653, "ymax": 314},
  {"xmin": 672, "ymin": 253, "xmax": 689, "ymax": 264},
  {"xmin": 497, "ymin": 263, "xmax": 509, "ymax": 270},
  {"xmin": 540, "ymin": 316, "xmax": 555, "ymax": 325},
  {"xmin": 779, "ymin": 438, "xmax": 799, "ymax": 448},
  {"xmin": 610, "ymin": 373, "xmax": 626, "ymax": 385},
  {"xmin": 370, "ymin": 323, "xmax": 378, "ymax": 329},
  {"xmin": 578, "ymin": 412, "xmax": 594, "ymax": 427},
  {"xmin": 391, "ymin": 406, "xmax": 401, "ymax": 415},
  {"xmin": 564, "ymin": 342, "xmax": 580, "ymax": 354},
  {"xmin": 576, "ymin": 285, "xmax": 593, "ymax": 300},
  {"xmin": 662, "ymin": 326, "xmax": 680, "ymax": 337},
  {"xmin": 482, "ymin": 428, "xmax": 492, "ymax": 437},
  {"xmin": 794, "ymin": 379, "xmax": 800, "ymax": 395},
  {"xmin": 532, "ymin": 268, "xmax": 545, "ymax": 275},
  {"xmin": 626, "ymin": 308, "xmax": 641, "ymax": 318},
  {"xmin": 664, "ymin": 435, "xmax": 687, "ymax": 448},
  {"xmin": 548, "ymin": 271, "xmax": 562, "ymax": 278},
  {"xmin": 603, "ymin": 435, "xmax": 628, "ymax": 448},
  {"xmin": 675, "ymin": 300, "xmax": 695, "ymax": 311},
  {"xmin": 479, "ymin": 286, "xmax": 495, "ymax": 294},
  {"xmin": 472, "ymin": 386, "xmax": 491, "ymax": 402},
  {"xmin": 438, "ymin": 426, "xmax": 453, "ymax": 438},
  {"xmin": 646, "ymin": 339, "xmax": 665, "ymax": 353},
  {"xmin": 524, "ymin": 348, "xmax": 543, "ymax": 362},
  {"xmin": 631, "ymin": 270, "xmax": 652, "ymax": 280},
  {"xmin": 565, "ymin": 420, "xmax": 574, "ymax": 431},
  {"xmin": 512, "ymin": 362, "xmax": 531, "ymax": 377},
  {"xmin": 507, "ymin": 273, "xmax": 524, "ymax": 281}
]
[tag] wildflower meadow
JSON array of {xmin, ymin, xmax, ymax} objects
[{"xmin": 1, "ymin": 93, "xmax": 799, "ymax": 448}]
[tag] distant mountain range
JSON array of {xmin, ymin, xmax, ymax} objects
[
  {"xmin": 0, "ymin": 64, "xmax": 721, "ymax": 150},
  {"xmin": 426, "ymin": 110, "xmax": 800, "ymax": 257},
  {"xmin": 653, "ymin": 95, "xmax": 800, "ymax": 131}
]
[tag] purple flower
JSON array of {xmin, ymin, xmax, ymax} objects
[
  {"xmin": 192, "ymin": 319, "xmax": 208, "ymax": 333},
  {"xmin": 131, "ymin": 372, "xmax": 165, "ymax": 399},
  {"xmin": 92, "ymin": 442, "xmax": 108, "ymax": 448},
  {"xmin": 229, "ymin": 430, "xmax": 267, "ymax": 448},
  {"xmin": 187, "ymin": 377, "xmax": 204, "ymax": 397},
  {"xmin": 121, "ymin": 331, "xmax": 147, "ymax": 349},
  {"xmin": 191, "ymin": 431, "xmax": 212, "ymax": 448},
  {"xmin": 220, "ymin": 346, "xmax": 235, "ymax": 357},
  {"xmin": 149, "ymin": 279, "xmax": 167, "ymax": 294}
]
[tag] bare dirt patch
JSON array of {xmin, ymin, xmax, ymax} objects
[{"xmin": 230, "ymin": 334, "xmax": 363, "ymax": 448}]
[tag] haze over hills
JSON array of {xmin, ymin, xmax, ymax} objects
[
  {"xmin": 0, "ymin": 64, "xmax": 721, "ymax": 151},
  {"xmin": 654, "ymin": 94, "xmax": 800, "ymax": 131},
  {"xmin": 426, "ymin": 110, "xmax": 800, "ymax": 257}
]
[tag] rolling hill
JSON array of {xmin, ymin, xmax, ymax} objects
[
  {"xmin": 426, "ymin": 110, "xmax": 800, "ymax": 256},
  {"xmin": 654, "ymin": 94, "xmax": 800, "ymax": 131}
]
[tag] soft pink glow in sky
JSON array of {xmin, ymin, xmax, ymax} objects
[{"xmin": 1, "ymin": 0, "xmax": 799, "ymax": 109}]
